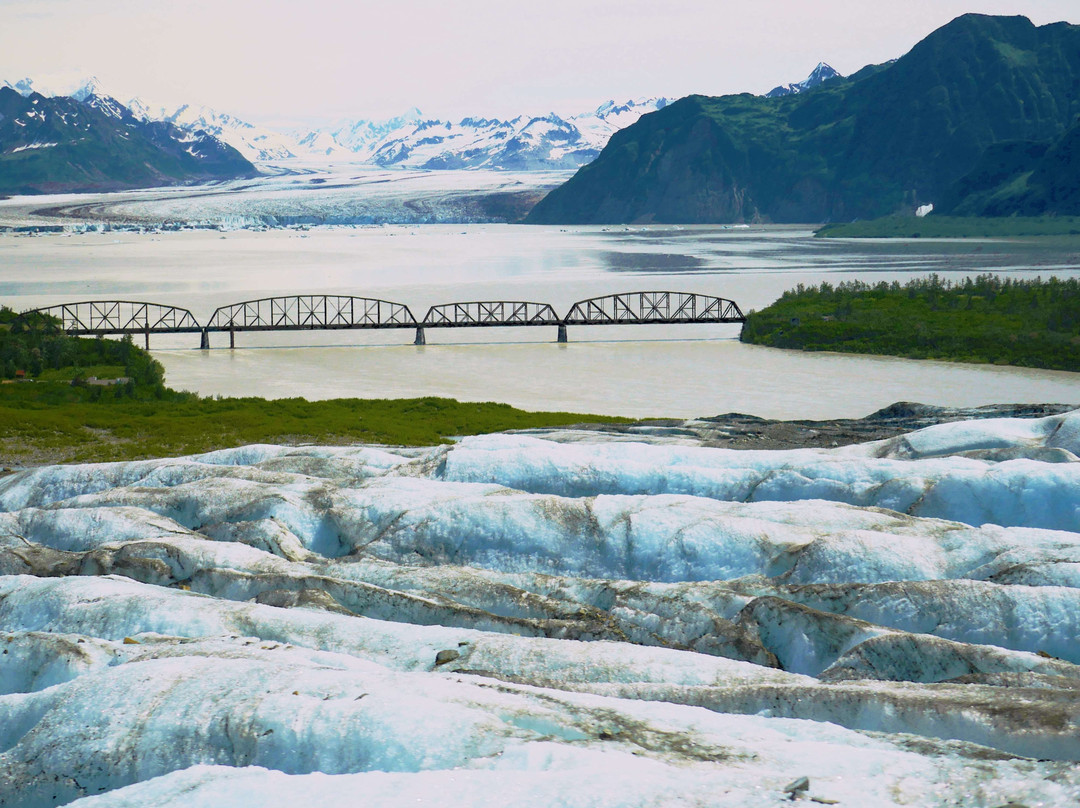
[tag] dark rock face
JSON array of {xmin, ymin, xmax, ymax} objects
[
  {"xmin": 0, "ymin": 87, "xmax": 256, "ymax": 194},
  {"xmin": 527, "ymin": 14, "xmax": 1080, "ymax": 224}
]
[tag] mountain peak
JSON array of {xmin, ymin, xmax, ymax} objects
[
  {"xmin": 765, "ymin": 62, "xmax": 842, "ymax": 98},
  {"xmin": 69, "ymin": 76, "xmax": 109, "ymax": 103},
  {"xmin": 2, "ymin": 77, "xmax": 36, "ymax": 96},
  {"xmin": 590, "ymin": 97, "xmax": 671, "ymax": 119},
  {"xmin": 806, "ymin": 63, "xmax": 839, "ymax": 83},
  {"xmin": 3, "ymin": 74, "xmax": 115, "ymax": 101}
]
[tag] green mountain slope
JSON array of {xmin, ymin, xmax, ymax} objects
[
  {"xmin": 938, "ymin": 117, "xmax": 1080, "ymax": 216},
  {"xmin": 527, "ymin": 14, "xmax": 1080, "ymax": 224},
  {"xmin": 0, "ymin": 88, "xmax": 255, "ymax": 194}
]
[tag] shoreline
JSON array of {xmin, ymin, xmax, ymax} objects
[
  {"xmin": 4, "ymin": 400, "xmax": 1074, "ymax": 473},
  {"xmin": 524, "ymin": 400, "xmax": 1079, "ymax": 449}
]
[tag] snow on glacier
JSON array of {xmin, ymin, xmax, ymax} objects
[
  {"xmin": 2, "ymin": 410, "xmax": 1080, "ymax": 806},
  {"xmin": 433, "ymin": 413, "xmax": 1080, "ymax": 531},
  {"xmin": 853, "ymin": 409, "xmax": 1080, "ymax": 459},
  {"xmin": 4, "ymin": 168, "xmax": 575, "ymax": 229}
]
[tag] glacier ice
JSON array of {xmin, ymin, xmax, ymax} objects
[{"xmin": 1, "ymin": 410, "xmax": 1080, "ymax": 806}]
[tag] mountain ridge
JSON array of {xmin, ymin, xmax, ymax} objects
[
  {"xmin": 364, "ymin": 99, "xmax": 671, "ymax": 171},
  {"xmin": 937, "ymin": 117, "xmax": 1080, "ymax": 216},
  {"xmin": 526, "ymin": 14, "xmax": 1080, "ymax": 224},
  {"xmin": 0, "ymin": 86, "xmax": 256, "ymax": 194},
  {"xmin": 3, "ymin": 76, "xmax": 672, "ymax": 170}
]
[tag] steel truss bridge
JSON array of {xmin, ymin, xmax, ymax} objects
[
  {"xmin": 17, "ymin": 291, "xmax": 745, "ymax": 348},
  {"xmin": 16, "ymin": 301, "xmax": 202, "ymax": 347}
]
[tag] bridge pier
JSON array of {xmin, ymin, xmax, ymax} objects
[
  {"xmin": 200, "ymin": 329, "xmax": 210, "ymax": 350},
  {"xmin": 229, "ymin": 328, "xmax": 235, "ymax": 349},
  {"xmin": 414, "ymin": 327, "xmax": 426, "ymax": 346},
  {"xmin": 144, "ymin": 329, "xmax": 150, "ymax": 350},
  {"xmin": 557, "ymin": 324, "xmax": 567, "ymax": 343}
]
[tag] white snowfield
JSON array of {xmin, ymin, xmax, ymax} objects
[{"xmin": 2, "ymin": 410, "xmax": 1080, "ymax": 807}]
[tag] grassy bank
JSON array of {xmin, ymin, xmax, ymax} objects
[
  {"xmin": 0, "ymin": 385, "xmax": 629, "ymax": 466},
  {"xmin": 815, "ymin": 215, "xmax": 1080, "ymax": 239},
  {"xmin": 739, "ymin": 274, "xmax": 1080, "ymax": 371},
  {"xmin": 0, "ymin": 306, "xmax": 630, "ymax": 466}
]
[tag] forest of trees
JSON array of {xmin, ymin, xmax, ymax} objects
[
  {"xmin": 0, "ymin": 306, "xmax": 166, "ymax": 394},
  {"xmin": 739, "ymin": 275, "xmax": 1080, "ymax": 372}
]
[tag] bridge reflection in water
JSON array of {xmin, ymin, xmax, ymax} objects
[{"xmin": 18, "ymin": 291, "xmax": 746, "ymax": 349}]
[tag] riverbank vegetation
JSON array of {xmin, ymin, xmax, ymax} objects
[
  {"xmin": 1, "ymin": 306, "xmax": 164, "ymax": 389},
  {"xmin": 815, "ymin": 215, "xmax": 1080, "ymax": 239},
  {"xmin": 0, "ymin": 306, "xmax": 628, "ymax": 466},
  {"xmin": 739, "ymin": 275, "xmax": 1080, "ymax": 372},
  {"xmin": 0, "ymin": 388, "xmax": 627, "ymax": 466}
]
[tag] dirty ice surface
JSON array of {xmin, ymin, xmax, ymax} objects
[{"xmin": 2, "ymin": 411, "xmax": 1080, "ymax": 807}]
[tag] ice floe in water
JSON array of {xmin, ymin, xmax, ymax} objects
[{"xmin": 1, "ymin": 410, "xmax": 1080, "ymax": 806}]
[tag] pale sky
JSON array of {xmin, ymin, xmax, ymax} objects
[{"xmin": 2, "ymin": 0, "xmax": 1079, "ymax": 125}]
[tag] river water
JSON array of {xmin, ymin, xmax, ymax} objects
[{"xmin": 1, "ymin": 224, "xmax": 1078, "ymax": 419}]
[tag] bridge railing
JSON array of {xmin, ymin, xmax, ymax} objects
[
  {"xmin": 563, "ymin": 291, "xmax": 745, "ymax": 325},
  {"xmin": 205, "ymin": 295, "xmax": 417, "ymax": 331},
  {"xmin": 422, "ymin": 301, "xmax": 561, "ymax": 328},
  {"xmin": 18, "ymin": 301, "xmax": 202, "ymax": 334}
]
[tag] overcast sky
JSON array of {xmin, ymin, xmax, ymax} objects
[{"xmin": 2, "ymin": 0, "xmax": 1078, "ymax": 126}]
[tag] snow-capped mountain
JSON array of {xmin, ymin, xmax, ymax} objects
[
  {"xmin": 574, "ymin": 97, "xmax": 672, "ymax": 142},
  {"xmin": 128, "ymin": 100, "xmax": 302, "ymax": 162},
  {"xmin": 5, "ymin": 75, "xmax": 671, "ymax": 169},
  {"xmin": 0, "ymin": 82, "xmax": 254, "ymax": 193},
  {"xmin": 298, "ymin": 98, "xmax": 670, "ymax": 170},
  {"xmin": 367, "ymin": 98, "xmax": 671, "ymax": 170},
  {"xmin": 765, "ymin": 62, "xmax": 841, "ymax": 98},
  {"xmin": 1, "ymin": 77, "xmax": 36, "ymax": 96},
  {"xmin": 3, "ymin": 74, "xmax": 106, "ymax": 101},
  {"xmin": 4, "ymin": 75, "xmax": 127, "ymax": 121},
  {"xmin": 369, "ymin": 114, "xmax": 585, "ymax": 170},
  {"xmin": 323, "ymin": 108, "xmax": 424, "ymax": 159},
  {"xmin": 291, "ymin": 130, "xmax": 348, "ymax": 158},
  {"xmin": 3, "ymin": 76, "xmax": 309, "ymax": 162}
]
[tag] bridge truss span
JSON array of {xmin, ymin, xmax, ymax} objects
[
  {"xmin": 422, "ymin": 301, "xmax": 561, "ymax": 328},
  {"xmin": 563, "ymin": 291, "xmax": 745, "ymax": 326},
  {"xmin": 20, "ymin": 300, "xmax": 202, "ymax": 335},
  {"xmin": 18, "ymin": 290, "xmax": 747, "ymax": 349},
  {"xmin": 205, "ymin": 295, "xmax": 417, "ymax": 331}
]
